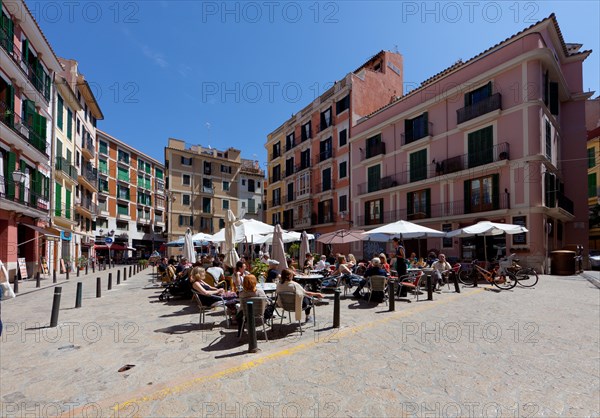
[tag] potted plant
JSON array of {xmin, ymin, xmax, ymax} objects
[
  {"xmin": 77, "ymin": 256, "xmax": 88, "ymax": 270},
  {"xmin": 251, "ymin": 259, "xmax": 268, "ymax": 278}
]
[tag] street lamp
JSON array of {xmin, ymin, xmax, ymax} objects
[{"xmin": 12, "ymin": 171, "xmax": 27, "ymax": 184}]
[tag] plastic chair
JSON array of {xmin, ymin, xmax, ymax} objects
[
  {"xmin": 238, "ymin": 297, "xmax": 270, "ymax": 341},
  {"xmin": 399, "ymin": 271, "xmax": 423, "ymax": 301},
  {"xmin": 277, "ymin": 291, "xmax": 316, "ymax": 333},
  {"xmin": 191, "ymin": 290, "xmax": 229, "ymax": 327},
  {"xmin": 367, "ymin": 275, "xmax": 388, "ymax": 305}
]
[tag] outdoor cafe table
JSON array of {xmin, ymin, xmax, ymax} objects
[
  {"xmin": 293, "ymin": 273, "xmax": 323, "ymax": 292},
  {"xmin": 257, "ymin": 282, "xmax": 277, "ymax": 294}
]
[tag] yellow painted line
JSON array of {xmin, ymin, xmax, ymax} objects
[{"xmin": 75, "ymin": 287, "xmax": 485, "ymax": 416}]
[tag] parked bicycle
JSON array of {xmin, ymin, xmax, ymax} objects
[
  {"xmin": 458, "ymin": 259, "xmax": 517, "ymax": 290},
  {"xmin": 501, "ymin": 254, "xmax": 539, "ymax": 288}
]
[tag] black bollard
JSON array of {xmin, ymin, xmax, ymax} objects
[
  {"xmin": 129, "ymin": 266, "xmax": 132, "ymax": 277},
  {"xmin": 75, "ymin": 282, "xmax": 83, "ymax": 308},
  {"xmin": 77, "ymin": 265, "xmax": 80, "ymax": 277},
  {"xmin": 66, "ymin": 268, "xmax": 69, "ymax": 281},
  {"xmin": 124, "ymin": 268, "xmax": 127, "ymax": 281},
  {"xmin": 427, "ymin": 275, "xmax": 433, "ymax": 301},
  {"xmin": 92, "ymin": 262, "xmax": 95, "ymax": 274},
  {"xmin": 388, "ymin": 280, "xmax": 396, "ymax": 312},
  {"xmin": 85, "ymin": 263, "xmax": 88, "ymax": 275},
  {"xmin": 246, "ymin": 301, "xmax": 259, "ymax": 353},
  {"xmin": 333, "ymin": 289, "xmax": 341, "ymax": 328},
  {"xmin": 53, "ymin": 270, "xmax": 57, "ymax": 283},
  {"xmin": 50, "ymin": 287, "xmax": 62, "ymax": 327},
  {"xmin": 36, "ymin": 272, "xmax": 41, "ymax": 288},
  {"xmin": 117, "ymin": 270, "xmax": 121, "ymax": 285},
  {"xmin": 13, "ymin": 274, "xmax": 18, "ymax": 294},
  {"xmin": 452, "ymin": 272, "xmax": 461, "ymax": 293},
  {"xmin": 108, "ymin": 273, "xmax": 112, "ymax": 290},
  {"xmin": 96, "ymin": 277, "xmax": 101, "ymax": 298}
]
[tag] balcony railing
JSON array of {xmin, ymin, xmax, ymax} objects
[
  {"xmin": 401, "ymin": 122, "xmax": 433, "ymax": 145},
  {"xmin": 312, "ymin": 212, "xmax": 334, "ymax": 225},
  {"xmin": 0, "ymin": 27, "xmax": 51, "ymax": 101},
  {"xmin": 362, "ymin": 142, "xmax": 386, "ymax": 161},
  {"xmin": 0, "ymin": 100, "xmax": 48, "ymax": 155},
  {"xmin": 270, "ymin": 150, "xmax": 281, "ymax": 160},
  {"xmin": 356, "ymin": 143, "xmax": 510, "ymax": 195},
  {"xmin": 295, "ymin": 159, "xmax": 312, "ymax": 173},
  {"xmin": 81, "ymin": 164, "xmax": 98, "ymax": 185},
  {"xmin": 457, "ymin": 93, "xmax": 502, "ymax": 125},
  {"xmin": 83, "ymin": 135, "xmax": 95, "ymax": 158},
  {"xmin": 269, "ymin": 175, "xmax": 282, "ymax": 183},
  {"xmin": 117, "ymin": 155, "xmax": 130, "ymax": 165},
  {"xmin": 315, "ymin": 181, "xmax": 335, "ymax": 193},
  {"xmin": 55, "ymin": 157, "xmax": 78, "ymax": 180},
  {"xmin": 319, "ymin": 149, "xmax": 334, "ymax": 163},
  {"xmin": 0, "ymin": 175, "xmax": 50, "ymax": 212},
  {"xmin": 284, "ymin": 168, "xmax": 294, "ymax": 178},
  {"xmin": 294, "ymin": 217, "xmax": 312, "ymax": 228},
  {"xmin": 286, "ymin": 136, "xmax": 299, "ymax": 152},
  {"xmin": 556, "ymin": 192, "xmax": 574, "ymax": 215},
  {"xmin": 285, "ymin": 194, "xmax": 295, "ymax": 203},
  {"xmin": 269, "ymin": 199, "xmax": 281, "ymax": 208},
  {"xmin": 78, "ymin": 197, "xmax": 98, "ymax": 215}
]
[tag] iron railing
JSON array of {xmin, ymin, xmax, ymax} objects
[
  {"xmin": 55, "ymin": 157, "xmax": 78, "ymax": 180},
  {"xmin": 401, "ymin": 122, "xmax": 433, "ymax": 145},
  {"xmin": 362, "ymin": 142, "xmax": 386, "ymax": 161},
  {"xmin": 0, "ymin": 99, "xmax": 48, "ymax": 155},
  {"xmin": 0, "ymin": 175, "xmax": 50, "ymax": 211},
  {"xmin": 457, "ymin": 93, "xmax": 502, "ymax": 124}
]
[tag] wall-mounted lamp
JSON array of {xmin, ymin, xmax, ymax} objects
[{"xmin": 12, "ymin": 171, "xmax": 27, "ymax": 184}]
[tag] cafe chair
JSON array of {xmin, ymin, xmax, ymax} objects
[
  {"xmin": 238, "ymin": 297, "xmax": 270, "ymax": 341},
  {"xmin": 367, "ymin": 275, "xmax": 388, "ymax": 305},
  {"xmin": 398, "ymin": 270, "xmax": 424, "ymax": 301},
  {"xmin": 277, "ymin": 291, "xmax": 316, "ymax": 334},
  {"xmin": 192, "ymin": 290, "xmax": 229, "ymax": 328}
]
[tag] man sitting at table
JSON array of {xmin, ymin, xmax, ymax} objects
[
  {"xmin": 431, "ymin": 253, "xmax": 452, "ymax": 291},
  {"xmin": 266, "ymin": 259, "xmax": 280, "ymax": 283},
  {"xmin": 314, "ymin": 255, "xmax": 328, "ymax": 271},
  {"xmin": 353, "ymin": 257, "xmax": 388, "ymax": 299}
]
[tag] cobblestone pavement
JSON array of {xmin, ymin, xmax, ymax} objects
[{"xmin": 1, "ymin": 268, "xmax": 598, "ymax": 417}]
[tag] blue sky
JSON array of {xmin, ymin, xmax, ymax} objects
[{"xmin": 27, "ymin": 1, "xmax": 600, "ymax": 167}]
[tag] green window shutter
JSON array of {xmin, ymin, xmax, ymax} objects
[
  {"xmin": 55, "ymin": 183, "xmax": 62, "ymax": 216},
  {"xmin": 1, "ymin": 13, "xmax": 14, "ymax": 53},
  {"xmin": 66, "ymin": 109, "xmax": 73, "ymax": 139},
  {"xmin": 410, "ymin": 150, "xmax": 427, "ymax": 181},
  {"xmin": 44, "ymin": 71, "xmax": 50, "ymax": 101},
  {"xmin": 99, "ymin": 159, "xmax": 107, "ymax": 174},
  {"xmin": 468, "ymin": 126, "xmax": 493, "ymax": 168},
  {"xmin": 6, "ymin": 152, "xmax": 15, "ymax": 199},
  {"xmin": 156, "ymin": 169, "xmax": 163, "ymax": 179},
  {"xmin": 118, "ymin": 167, "xmax": 129, "ymax": 181},
  {"xmin": 407, "ymin": 192, "xmax": 414, "ymax": 216},
  {"xmin": 23, "ymin": 99, "xmax": 35, "ymax": 127},
  {"xmin": 425, "ymin": 189, "xmax": 431, "ymax": 217},
  {"xmin": 57, "ymin": 95, "xmax": 63, "ymax": 130},
  {"xmin": 588, "ymin": 148, "xmax": 596, "ymax": 169},
  {"xmin": 145, "ymin": 164, "xmax": 151, "ymax": 174},
  {"xmin": 588, "ymin": 173, "xmax": 597, "ymax": 198},
  {"xmin": 43, "ymin": 175, "xmax": 49, "ymax": 199},
  {"xmin": 464, "ymin": 180, "xmax": 471, "ymax": 213},
  {"xmin": 367, "ymin": 165, "xmax": 380, "ymax": 193},
  {"xmin": 22, "ymin": 39, "xmax": 29, "ymax": 63},
  {"xmin": 65, "ymin": 189, "xmax": 71, "ymax": 219},
  {"xmin": 29, "ymin": 170, "xmax": 39, "ymax": 207},
  {"xmin": 33, "ymin": 113, "xmax": 47, "ymax": 153},
  {"xmin": 5, "ymin": 84, "xmax": 14, "ymax": 127},
  {"xmin": 423, "ymin": 112, "xmax": 429, "ymax": 136},
  {"xmin": 18, "ymin": 160, "xmax": 25, "ymax": 202},
  {"xmin": 492, "ymin": 174, "xmax": 500, "ymax": 210}
]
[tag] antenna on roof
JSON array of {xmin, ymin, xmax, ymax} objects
[
  {"xmin": 206, "ymin": 122, "xmax": 211, "ymax": 145},
  {"xmin": 393, "ymin": 45, "xmax": 399, "ymax": 53}
]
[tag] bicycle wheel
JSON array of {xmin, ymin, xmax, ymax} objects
[
  {"xmin": 458, "ymin": 269, "xmax": 476, "ymax": 286},
  {"xmin": 493, "ymin": 272, "xmax": 518, "ymax": 290},
  {"xmin": 515, "ymin": 268, "xmax": 539, "ymax": 287}
]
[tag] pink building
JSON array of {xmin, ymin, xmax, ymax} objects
[{"xmin": 350, "ymin": 15, "xmax": 591, "ymax": 270}]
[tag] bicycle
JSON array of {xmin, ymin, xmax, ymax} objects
[
  {"xmin": 458, "ymin": 259, "xmax": 517, "ymax": 290},
  {"xmin": 501, "ymin": 254, "xmax": 539, "ymax": 288}
]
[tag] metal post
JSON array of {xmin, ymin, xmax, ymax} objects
[
  {"xmin": 124, "ymin": 267, "xmax": 127, "ymax": 281},
  {"xmin": 246, "ymin": 301, "xmax": 259, "ymax": 353},
  {"xmin": 129, "ymin": 265, "xmax": 132, "ymax": 277},
  {"xmin": 36, "ymin": 272, "xmax": 41, "ymax": 288},
  {"xmin": 452, "ymin": 271, "xmax": 461, "ymax": 293},
  {"xmin": 75, "ymin": 282, "xmax": 83, "ymax": 308},
  {"xmin": 85, "ymin": 263, "xmax": 88, "ymax": 275},
  {"xmin": 53, "ymin": 270, "xmax": 57, "ymax": 283},
  {"xmin": 50, "ymin": 287, "xmax": 62, "ymax": 327},
  {"xmin": 108, "ymin": 273, "xmax": 112, "ymax": 290},
  {"xmin": 388, "ymin": 280, "xmax": 395, "ymax": 311},
  {"xmin": 92, "ymin": 261, "xmax": 95, "ymax": 274},
  {"xmin": 117, "ymin": 269, "xmax": 121, "ymax": 285},
  {"xmin": 427, "ymin": 274, "xmax": 433, "ymax": 300},
  {"xmin": 13, "ymin": 274, "xmax": 18, "ymax": 294},
  {"xmin": 77, "ymin": 265, "xmax": 80, "ymax": 277},
  {"xmin": 96, "ymin": 277, "xmax": 101, "ymax": 298},
  {"xmin": 66, "ymin": 268, "xmax": 69, "ymax": 281},
  {"xmin": 333, "ymin": 289, "xmax": 341, "ymax": 328}
]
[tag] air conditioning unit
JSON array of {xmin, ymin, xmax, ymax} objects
[{"xmin": 15, "ymin": 123, "xmax": 30, "ymax": 138}]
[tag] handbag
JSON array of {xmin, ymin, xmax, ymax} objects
[{"xmin": 0, "ymin": 260, "xmax": 16, "ymax": 300}]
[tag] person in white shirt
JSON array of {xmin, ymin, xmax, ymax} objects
[
  {"xmin": 314, "ymin": 255, "xmax": 328, "ymax": 271},
  {"xmin": 431, "ymin": 253, "xmax": 452, "ymax": 290},
  {"xmin": 206, "ymin": 260, "xmax": 227, "ymax": 288}
]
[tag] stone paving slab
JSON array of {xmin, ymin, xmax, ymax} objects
[{"xmin": 1, "ymin": 270, "xmax": 598, "ymax": 417}]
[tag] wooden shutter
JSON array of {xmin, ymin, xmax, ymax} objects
[
  {"xmin": 549, "ymin": 82, "xmax": 559, "ymax": 115},
  {"xmin": 464, "ymin": 180, "xmax": 471, "ymax": 213},
  {"xmin": 492, "ymin": 174, "xmax": 499, "ymax": 210},
  {"xmin": 6, "ymin": 152, "xmax": 16, "ymax": 199},
  {"xmin": 22, "ymin": 39, "xmax": 29, "ymax": 63},
  {"xmin": 23, "ymin": 99, "xmax": 35, "ymax": 127},
  {"xmin": 65, "ymin": 189, "xmax": 71, "ymax": 219},
  {"xmin": 57, "ymin": 95, "xmax": 63, "ymax": 129},
  {"xmin": 404, "ymin": 119, "xmax": 413, "ymax": 143},
  {"xmin": 6, "ymin": 84, "xmax": 14, "ymax": 127},
  {"xmin": 55, "ymin": 183, "xmax": 62, "ymax": 216}
]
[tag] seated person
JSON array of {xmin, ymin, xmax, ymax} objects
[
  {"xmin": 332, "ymin": 255, "xmax": 357, "ymax": 287},
  {"xmin": 206, "ymin": 260, "xmax": 228, "ymax": 289},
  {"xmin": 286, "ymin": 257, "xmax": 297, "ymax": 272},
  {"xmin": 266, "ymin": 259, "xmax": 280, "ymax": 283},
  {"xmin": 379, "ymin": 253, "xmax": 391, "ymax": 274},
  {"xmin": 303, "ymin": 253, "xmax": 314, "ymax": 270},
  {"xmin": 431, "ymin": 253, "xmax": 452, "ymax": 290},
  {"xmin": 232, "ymin": 260, "xmax": 247, "ymax": 292},
  {"xmin": 236, "ymin": 274, "xmax": 270, "ymax": 335},
  {"xmin": 276, "ymin": 268, "xmax": 324, "ymax": 323},
  {"xmin": 314, "ymin": 255, "xmax": 328, "ymax": 271},
  {"xmin": 189, "ymin": 267, "xmax": 225, "ymax": 307},
  {"xmin": 157, "ymin": 257, "xmax": 168, "ymax": 274},
  {"xmin": 353, "ymin": 257, "xmax": 388, "ymax": 298}
]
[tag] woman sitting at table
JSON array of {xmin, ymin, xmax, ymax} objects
[
  {"xmin": 277, "ymin": 268, "xmax": 324, "ymax": 323},
  {"xmin": 236, "ymin": 274, "xmax": 270, "ymax": 335},
  {"xmin": 353, "ymin": 257, "xmax": 388, "ymax": 299},
  {"xmin": 189, "ymin": 267, "xmax": 225, "ymax": 307},
  {"xmin": 232, "ymin": 261, "xmax": 248, "ymax": 292},
  {"xmin": 379, "ymin": 253, "xmax": 391, "ymax": 274},
  {"xmin": 303, "ymin": 253, "xmax": 314, "ymax": 270}
]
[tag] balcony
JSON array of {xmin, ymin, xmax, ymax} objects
[
  {"xmin": 269, "ymin": 150, "xmax": 282, "ymax": 160},
  {"xmin": 116, "ymin": 212, "xmax": 131, "ymax": 220},
  {"xmin": 547, "ymin": 191, "xmax": 575, "ymax": 220},
  {"xmin": 312, "ymin": 212, "xmax": 334, "ymax": 225},
  {"xmin": 285, "ymin": 136, "xmax": 299, "ymax": 152},
  {"xmin": 0, "ymin": 28, "xmax": 51, "ymax": 102},
  {"xmin": 285, "ymin": 194, "xmax": 295, "ymax": 203},
  {"xmin": 269, "ymin": 175, "xmax": 282, "ymax": 184},
  {"xmin": 82, "ymin": 135, "xmax": 95, "ymax": 159},
  {"xmin": 269, "ymin": 199, "xmax": 281, "ymax": 208},
  {"xmin": 401, "ymin": 122, "xmax": 433, "ymax": 145},
  {"xmin": 155, "ymin": 180, "xmax": 165, "ymax": 194},
  {"xmin": 295, "ymin": 159, "xmax": 312, "ymax": 173},
  {"xmin": 293, "ymin": 216, "xmax": 312, "ymax": 229},
  {"xmin": 0, "ymin": 100, "xmax": 48, "ymax": 157},
  {"xmin": 201, "ymin": 186, "xmax": 215, "ymax": 195},
  {"xmin": 316, "ymin": 180, "xmax": 335, "ymax": 194},
  {"xmin": 79, "ymin": 164, "xmax": 98, "ymax": 191},
  {"xmin": 457, "ymin": 93, "xmax": 502, "ymax": 125},
  {"xmin": 75, "ymin": 197, "xmax": 98, "ymax": 217},
  {"xmin": 117, "ymin": 155, "xmax": 130, "ymax": 166},
  {"xmin": 318, "ymin": 149, "xmax": 334, "ymax": 163},
  {"xmin": 55, "ymin": 157, "xmax": 78, "ymax": 182},
  {"xmin": 361, "ymin": 142, "xmax": 386, "ymax": 161},
  {"xmin": 284, "ymin": 168, "xmax": 294, "ymax": 178},
  {"xmin": 0, "ymin": 175, "xmax": 50, "ymax": 214},
  {"xmin": 53, "ymin": 201, "xmax": 75, "ymax": 222}
]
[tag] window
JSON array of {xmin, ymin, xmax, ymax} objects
[
  {"xmin": 588, "ymin": 148, "xmax": 596, "ymax": 169},
  {"xmin": 320, "ymin": 107, "xmax": 332, "ymax": 130},
  {"xmin": 76, "ymin": 118, "xmax": 80, "ymax": 135},
  {"xmin": 155, "ymin": 168, "xmax": 164, "ymax": 179},
  {"xmin": 118, "ymin": 150, "xmax": 129, "ymax": 164},
  {"xmin": 287, "ymin": 182, "xmax": 294, "ymax": 202},
  {"xmin": 404, "ymin": 112, "xmax": 429, "ymax": 144},
  {"xmin": 117, "ymin": 166, "xmax": 129, "ymax": 182},
  {"xmin": 248, "ymin": 198, "xmax": 256, "ymax": 214},
  {"xmin": 117, "ymin": 203, "xmax": 128, "ymax": 216},
  {"xmin": 545, "ymin": 172, "xmax": 557, "ymax": 208},
  {"xmin": 222, "ymin": 200, "xmax": 229, "ymax": 210},
  {"xmin": 242, "ymin": 179, "xmax": 246, "ymax": 186},
  {"xmin": 273, "ymin": 188, "xmax": 281, "ymax": 206},
  {"xmin": 364, "ymin": 199, "xmax": 383, "ymax": 225},
  {"xmin": 272, "ymin": 165, "xmax": 281, "ymax": 182},
  {"xmin": 297, "ymin": 172, "xmax": 310, "ymax": 197},
  {"xmin": 220, "ymin": 164, "xmax": 231, "ymax": 173},
  {"xmin": 339, "ymin": 161, "xmax": 347, "ymax": 179},
  {"xmin": 57, "ymin": 95, "xmax": 63, "ymax": 129},
  {"xmin": 464, "ymin": 174, "xmax": 499, "ymax": 213},
  {"xmin": 336, "ymin": 95, "xmax": 350, "ymax": 114},
  {"xmin": 223, "ymin": 181, "xmax": 230, "ymax": 191},
  {"xmin": 181, "ymin": 156, "xmax": 192, "ymax": 166},
  {"xmin": 442, "ymin": 224, "xmax": 453, "ymax": 248},
  {"xmin": 366, "ymin": 134, "xmax": 384, "ymax": 159},
  {"xmin": 339, "ymin": 129, "xmax": 347, "ymax": 147},
  {"xmin": 182, "ymin": 174, "xmax": 191, "ymax": 186},
  {"xmin": 468, "ymin": 126, "xmax": 493, "ymax": 168},
  {"xmin": 512, "ymin": 216, "xmax": 527, "ymax": 245},
  {"xmin": 339, "ymin": 195, "xmax": 347, "ymax": 213},
  {"xmin": 219, "ymin": 219, "xmax": 225, "ymax": 229},
  {"xmin": 588, "ymin": 173, "xmax": 597, "ymax": 198},
  {"xmin": 179, "ymin": 215, "xmax": 193, "ymax": 226},
  {"xmin": 98, "ymin": 178, "xmax": 109, "ymax": 192},
  {"xmin": 67, "ymin": 110, "xmax": 73, "ymax": 140},
  {"xmin": 248, "ymin": 179, "xmax": 255, "ymax": 192},
  {"xmin": 204, "ymin": 161, "xmax": 211, "ymax": 175},
  {"xmin": 545, "ymin": 120, "xmax": 552, "ymax": 159},
  {"xmin": 203, "ymin": 178, "xmax": 213, "ymax": 193},
  {"xmin": 407, "ymin": 189, "xmax": 430, "ymax": 219},
  {"xmin": 75, "ymin": 151, "xmax": 80, "ymax": 167},
  {"xmin": 464, "ymin": 82, "xmax": 491, "ymax": 107},
  {"xmin": 138, "ymin": 159, "xmax": 144, "ymax": 171},
  {"xmin": 117, "ymin": 185, "xmax": 130, "ymax": 200},
  {"xmin": 285, "ymin": 158, "xmax": 294, "ymax": 176},
  {"xmin": 182, "ymin": 194, "xmax": 191, "ymax": 205},
  {"xmin": 318, "ymin": 199, "xmax": 333, "ymax": 223},
  {"xmin": 286, "ymin": 132, "xmax": 295, "ymax": 150},
  {"xmin": 99, "ymin": 141, "xmax": 108, "ymax": 155},
  {"xmin": 202, "ymin": 197, "xmax": 211, "ymax": 213},
  {"xmin": 272, "ymin": 142, "xmax": 281, "ymax": 159},
  {"xmin": 367, "ymin": 165, "xmax": 380, "ymax": 193},
  {"xmin": 549, "ymin": 82, "xmax": 559, "ymax": 115},
  {"xmin": 242, "ymin": 201, "xmax": 246, "ymax": 208},
  {"xmin": 301, "ymin": 121, "xmax": 312, "ymax": 141},
  {"xmin": 300, "ymin": 149, "xmax": 311, "ymax": 170},
  {"xmin": 319, "ymin": 137, "xmax": 332, "ymax": 162},
  {"xmin": 322, "ymin": 168, "xmax": 332, "ymax": 191}
]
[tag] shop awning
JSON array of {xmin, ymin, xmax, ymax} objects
[
  {"xmin": 22, "ymin": 224, "xmax": 61, "ymax": 239},
  {"xmin": 94, "ymin": 244, "xmax": 130, "ymax": 251}
]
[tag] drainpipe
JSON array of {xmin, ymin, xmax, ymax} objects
[{"xmin": 49, "ymin": 72, "xmax": 57, "ymax": 274}]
